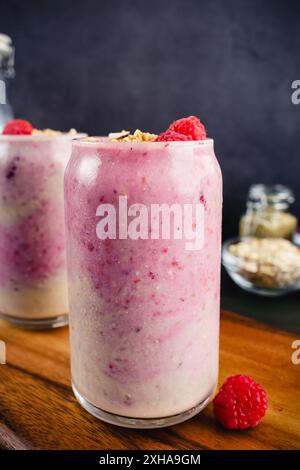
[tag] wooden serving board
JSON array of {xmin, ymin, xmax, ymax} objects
[{"xmin": 0, "ymin": 310, "xmax": 299, "ymax": 450}]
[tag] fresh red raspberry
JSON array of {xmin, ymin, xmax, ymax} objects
[
  {"xmin": 167, "ymin": 115, "xmax": 207, "ymax": 140},
  {"xmin": 213, "ymin": 375, "xmax": 268, "ymax": 430},
  {"xmin": 3, "ymin": 119, "xmax": 33, "ymax": 135},
  {"xmin": 155, "ymin": 130, "xmax": 192, "ymax": 142}
]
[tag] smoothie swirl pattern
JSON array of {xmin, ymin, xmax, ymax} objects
[{"xmin": 65, "ymin": 117, "xmax": 223, "ymax": 424}]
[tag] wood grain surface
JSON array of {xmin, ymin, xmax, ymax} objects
[{"xmin": 0, "ymin": 310, "xmax": 299, "ymax": 450}]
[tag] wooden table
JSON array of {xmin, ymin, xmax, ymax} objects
[{"xmin": 0, "ymin": 310, "xmax": 299, "ymax": 450}]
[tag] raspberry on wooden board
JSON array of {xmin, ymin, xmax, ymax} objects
[{"xmin": 213, "ymin": 375, "xmax": 268, "ymax": 430}]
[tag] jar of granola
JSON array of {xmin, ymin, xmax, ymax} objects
[{"xmin": 239, "ymin": 184, "xmax": 297, "ymax": 239}]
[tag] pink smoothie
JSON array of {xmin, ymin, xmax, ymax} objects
[
  {"xmin": 0, "ymin": 134, "xmax": 78, "ymax": 323},
  {"xmin": 65, "ymin": 138, "xmax": 222, "ymax": 421}
]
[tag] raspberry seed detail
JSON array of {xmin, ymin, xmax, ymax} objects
[{"xmin": 155, "ymin": 130, "xmax": 192, "ymax": 142}]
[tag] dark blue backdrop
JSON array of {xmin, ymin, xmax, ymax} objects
[{"xmin": 1, "ymin": 0, "xmax": 300, "ymax": 238}]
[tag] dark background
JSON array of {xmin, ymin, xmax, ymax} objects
[{"xmin": 1, "ymin": 0, "xmax": 300, "ymax": 239}]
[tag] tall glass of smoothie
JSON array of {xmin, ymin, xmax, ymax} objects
[
  {"xmin": 0, "ymin": 119, "xmax": 84, "ymax": 329},
  {"xmin": 65, "ymin": 117, "xmax": 222, "ymax": 428}
]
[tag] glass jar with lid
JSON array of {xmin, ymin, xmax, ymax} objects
[
  {"xmin": 0, "ymin": 33, "xmax": 14, "ymax": 131},
  {"xmin": 239, "ymin": 184, "xmax": 298, "ymax": 239}
]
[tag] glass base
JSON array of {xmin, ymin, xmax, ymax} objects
[
  {"xmin": 72, "ymin": 382, "xmax": 213, "ymax": 429},
  {"xmin": 0, "ymin": 312, "xmax": 68, "ymax": 330}
]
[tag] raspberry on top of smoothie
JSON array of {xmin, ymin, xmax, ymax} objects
[
  {"xmin": 2, "ymin": 119, "xmax": 33, "ymax": 135},
  {"xmin": 166, "ymin": 115, "xmax": 207, "ymax": 141},
  {"xmin": 2, "ymin": 118, "xmax": 77, "ymax": 136},
  {"xmin": 107, "ymin": 116, "xmax": 207, "ymax": 143}
]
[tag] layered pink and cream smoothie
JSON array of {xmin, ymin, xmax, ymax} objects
[
  {"xmin": 0, "ymin": 120, "xmax": 83, "ymax": 328},
  {"xmin": 65, "ymin": 117, "xmax": 222, "ymax": 427}
]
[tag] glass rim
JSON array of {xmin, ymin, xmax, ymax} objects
[
  {"xmin": 71, "ymin": 136, "xmax": 214, "ymax": 148},
  {"xmin": 0, "ymin": 133, "xmax": 86, "ymax": 142}
]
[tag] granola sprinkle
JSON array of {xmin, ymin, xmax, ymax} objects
[
  {"xmin": 32, "ymin": 128, "xmax": 77, "ymax": 136},
  {"xmin": 109, "ymin": 129, "xmax": 157, "ymax": 142}
]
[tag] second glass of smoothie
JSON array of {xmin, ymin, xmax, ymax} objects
[
  {"xmin": 65, "ymin": 127, "xmax": 222, "ymax": 428},
  {"xmin": 0, "ymin": 127, "xmax": 84, "ymax": 328}
]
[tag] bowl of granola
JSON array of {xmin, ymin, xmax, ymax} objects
[{"xmin": 222, "ymin": 237, "xmax": 300, "ymax": 296}]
